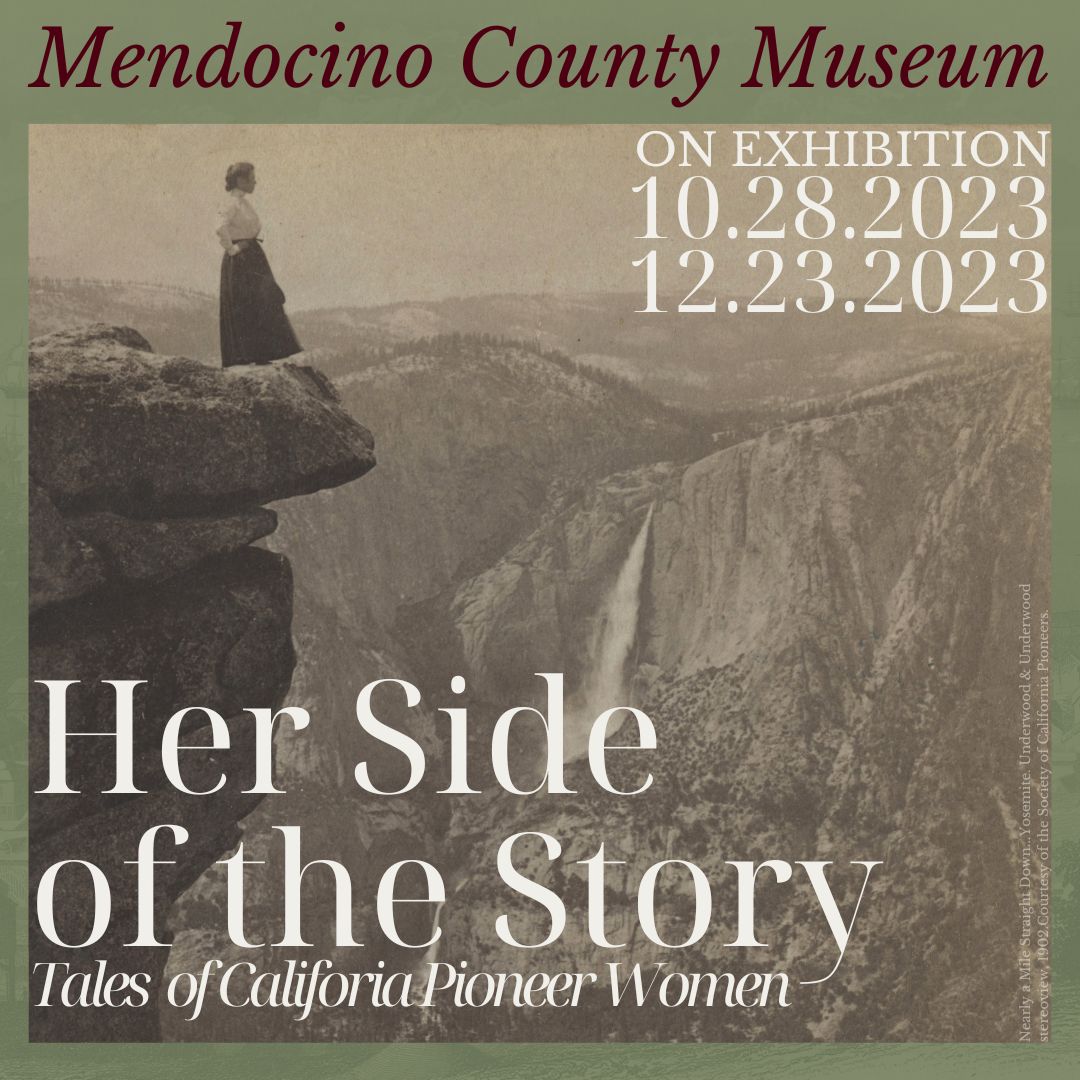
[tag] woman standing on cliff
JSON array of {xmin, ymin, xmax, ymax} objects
[{"xmin": 217, "ymin": 162, "xmax": 302, "ymax": 367}]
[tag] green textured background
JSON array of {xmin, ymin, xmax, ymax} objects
[{"xmin": 2, "ymin": 1, "xmax": 1077, "ymax": 1075}]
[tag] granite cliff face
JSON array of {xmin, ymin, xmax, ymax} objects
[
  {"xmin": 427, "ymin": 354, "xmax": 1049, "ymax": 1040},
  {"xmin": 28, "ymin": 325, "xmax": 374, "ymax": 1041}
]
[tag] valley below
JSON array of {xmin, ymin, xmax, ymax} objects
[{"xmin": 30, "ymin": 281, "xmax": 1051, "ymax": 1042}]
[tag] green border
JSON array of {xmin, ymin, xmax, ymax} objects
[{"xmin": 2, "ymin": 0, "xmax": 1078, "ymax": 1075}]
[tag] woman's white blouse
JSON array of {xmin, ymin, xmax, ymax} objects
[{"xmin": 216, "ymin": 190, "xmax": 261, "ymax": 251}]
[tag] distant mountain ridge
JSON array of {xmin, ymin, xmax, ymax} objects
[
  {"xmin": 30, "ymin": 278, "xmax": 220, "ymax": 363},
  {"xmin": 30, "ymin": 276, "xmax": 1041, "ymax": 411}
]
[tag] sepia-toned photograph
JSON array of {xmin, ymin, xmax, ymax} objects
[{"xmin": 26, "ymin": 124, "xmax": 1051, "ymax": 1043}]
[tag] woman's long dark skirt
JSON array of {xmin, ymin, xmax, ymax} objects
[{"xmin": 220, "ymin": 241, "xmax": 302, "ymax": 367}]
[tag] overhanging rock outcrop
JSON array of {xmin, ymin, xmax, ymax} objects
[
  {"xmin": 30, "ymin": 324, "xmax": 374, "ymax": 518},
  {"xmin": 28, "ymin": 325, "xmax": 375, "ymax": 1041}
]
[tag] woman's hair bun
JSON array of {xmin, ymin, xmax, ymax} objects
[{"xmin": 225, "ymin": 162, "xmax": 255, "ymax": 191}]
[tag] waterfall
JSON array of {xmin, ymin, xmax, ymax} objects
[
  {"xmin": 409, "ymin": 898, "xmax": 446, "ymax": 1007},
  {"xmin": 410, "ymin": 877, "xmax": 467, "ymax": 1000},
  {"xmin": 570, "ymin": 504, "xmax": 654, "ymax": 757},
  {"xmin": 410, "ymin": 506, "xmax": 654, "ymax": 987},
  {"xmin": 418, "ymin": 899, "xmax": 445, "ymax": 967}
]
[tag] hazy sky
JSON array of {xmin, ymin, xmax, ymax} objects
[
  {"xmin": 30, "ymin": 124, "xmax": 1049, "ymax": 311},
  {"xmin": 29, "ymin": 125, "xmax": 649, "ymax": 309}
]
